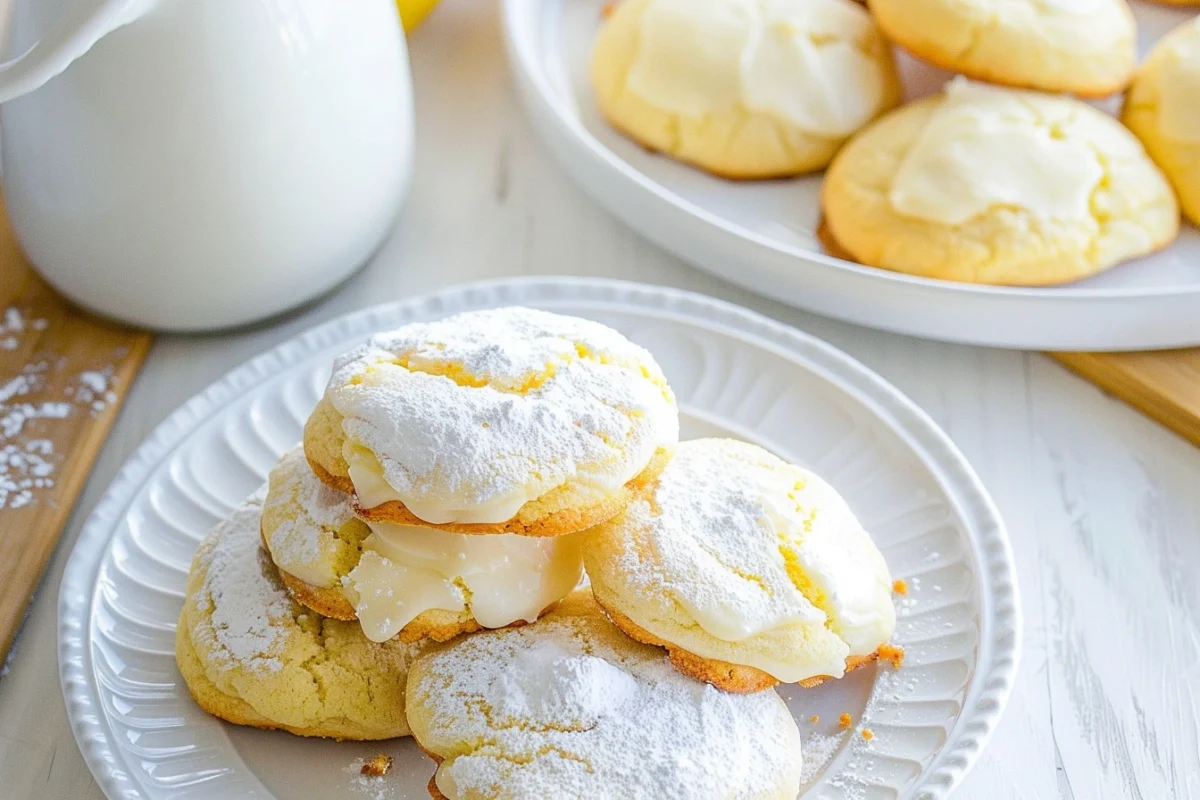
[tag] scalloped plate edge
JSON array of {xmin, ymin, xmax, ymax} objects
[{"xmin": 58, "ymin": 276, "xmax": 1021, "ymax": 799}]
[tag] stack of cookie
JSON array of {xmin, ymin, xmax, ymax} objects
[
  {"xmin": 590, "ymin": 0, "xmax": 1196, "ymax": 286},
  {"xmin": 176, "ymin": 306, "xmax": 900, "ymax": 798}
]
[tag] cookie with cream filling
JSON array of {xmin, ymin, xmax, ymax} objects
[
  {"xmin": 584, "ymin": 438, "xmax": 896, "ymax": 693},
  {"xmin": 591, "ymin": 0, "xmax": 901, "ymax": 179},
  {"xmin": 406, "ymin": 592, "xmax": 803, "ymax": 800},
  {"xmin": 262, "ymin": 445, "xmax": 586, "ymax": 644},
  {"xmin": 869, "ymin": 0, "xmax": 1136, "ymax": 97},
  {"xmin": 303, "ymin": 307, "xmax": 678, "ymax": 536},
  {"xmin": 1123, "ymin": 17, "xmax": 1200, "ymax": 226},
  {"xmin": 822, "ymin": 79, "xmax": 1179, "ymax": 286},
  {"xmin": 176, "ymin": 488, "xmax": 422, "ymax": 740}
]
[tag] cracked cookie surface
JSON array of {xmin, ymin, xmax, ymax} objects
[
  {"xmin": 584, "ymin": 438, "xmax": 895, "ymax": 691},
  {"xmin": 591, "ymin": 0, "xmax": 901, "ymax": 179},
  {"xmin": 869, "ymin": 0, "xmax": 1136, "ymax": 96},
  {"xmin": 822, "ymin": 80, "xmax": 1178, "ymax": 285},
  {"xmin": 304, "ymin": 307, "xmax": 678, "ymax": 535},
  {"xmin": 176, "ymin": 488, "xmax": 423, "ymax": 740},
  {"xmin": 405, "ymin": 592, "xmax": 802, "ymax": 799}
]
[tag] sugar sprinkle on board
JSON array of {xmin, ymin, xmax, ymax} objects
[{"xmin": 0, "ymin": 193, "xmax": 152, "ymax": 667}]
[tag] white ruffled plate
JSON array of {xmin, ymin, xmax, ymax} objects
[{"xmin": 59, "ymin": 278, "xmax": 1019, "ymax": 799}]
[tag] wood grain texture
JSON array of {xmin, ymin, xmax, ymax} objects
[
  {"xmin": 1051, "ymin": 351, "xmax": 1200, "ymax": 449},
  {"xmin": 0, "ymin": 0, "xmax": 1197, "ymax": 796},
  {"xmin": 0, "ymin": 197, "xmax": 151, "ymax": 665}
]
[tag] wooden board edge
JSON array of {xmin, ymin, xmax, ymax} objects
[
  {"xmin": 0, "ymin": 333, "xmax": 153, "ymax": 667},
  {"xmin": 1049, "ymin": 351, "xmax": 1200, "ymax": 450}
]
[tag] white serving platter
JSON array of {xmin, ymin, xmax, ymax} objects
[
  {"xmin": 60, "ymin": 278, "xmax": 1019, "ymax": 799},
  {"xmin": 503, "ymin": 1, "xmax": 1200, "ymax": 351}
]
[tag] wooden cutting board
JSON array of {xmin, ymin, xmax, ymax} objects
[
  {"xmin": 1051, "ymin": 350, "xmax": 1200, "ymax": 448},
  {"xmin": 0, "ymin": 198, "xmax": 152, "ymax": 667}
]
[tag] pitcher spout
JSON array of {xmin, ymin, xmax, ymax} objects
[{"xmin": 0, "ymin": 0, "xmax": 153, "ymax": 103}]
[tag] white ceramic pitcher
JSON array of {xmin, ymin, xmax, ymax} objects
[{"xmin": 0, "ymin": 0, "xmax": 413, "ymax": 330}]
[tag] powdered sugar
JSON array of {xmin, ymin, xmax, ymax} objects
[
  {"xmin": 69, "ymin": 369, "xmax": 119, "ymax": 412},
  {"xmin": 593, "ymin": 438, "xmax": 894, "ymax": 681},
  {"xmin": 489, "ymin": 641, "xmax": 639, "ymax": 724},
  {"xmin": 0, "ymin": 311, "xmax": 124, "ymax": 511},
  {"xmin": 799, "ymin": 729, "xmax": 845, "ymax": 785},
  {"xmin": 0, "ymin": 307, "xmax": 46, "ymax": 351},
  {"xmin": 262, "ymin": 445, "xmax": 359, "ymax": 580},
  {"xmin": 0, "ymin": 361, "xmax": 122, "ymax": 510},
  {"xmin": 409, "ymin": 599, "xmax": 802, "ymax": 799},
  {"xmin": 190, "ymin": 488, "xmax": 291, "ymax": 673},
  {"xmin": 327, "ymin": 307, "xmax": 678, "ymax": 524},
  {"xmin": 343, "ymin": 758, "xmax": 397, "ymax": 800}
]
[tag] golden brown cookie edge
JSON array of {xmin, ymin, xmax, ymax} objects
[
  {"xmin": 594, "ymin": 592, "xmax": 886, "ymax": 693},
  {"xmin": 356, "ymin": 446, "xmax": 673, "ymax": 537}
]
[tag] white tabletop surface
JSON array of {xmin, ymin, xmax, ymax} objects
[{"xmin": 2, "ymin": 1, "xmax": 1199, "ymax": 797}]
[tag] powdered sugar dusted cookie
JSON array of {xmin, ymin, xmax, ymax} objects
[
  {"xmin": 405, "ymin": 593, "xmax": 803, "ymax": 799},
  {"xmin": 262, "ymin": 446, "xmax": 585, "ymax": 644},
  {"xmin": 585, "ymin": 438, "xmax": 896, "ymax": 692},
  {"xmin": 261, "ymin": 445, "xmax": 370, "ymax": 621},
  {"xmin": 176, "ymin": 488, "xmax": 423, "ymax": 740},
  {"xmin": 303, "ymin": 307, "xmax": 678, "ymax": 536}
]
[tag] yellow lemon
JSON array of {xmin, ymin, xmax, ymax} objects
[{"xmin": 396, "ymin": 0, "xmax": 441, "ymax": 31}]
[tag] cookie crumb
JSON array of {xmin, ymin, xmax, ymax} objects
[
  {"xmin": 893, "ymin": 578, "xmax": 908, "ymax": 595},
  {"xmin": 808, "ymin": 714, "xmax": 819, "ymax": 723},
  {"xmin": 861, "ymin": 728, "xmax": 874, "ymax": 741},
  {"xmin": 879, "ymin": 643, "xmax": 905, "ymax": 669},
  {"xmin": 838, "ymin": 713, "xmax": 852, "ymax": 728},
  {"xmin": 345, "ymin": 758, "xmax": 396, "ymax": 799},
  {"xmin": 361, "ymin": 754, "xmax": 393, "ymax": 777}
]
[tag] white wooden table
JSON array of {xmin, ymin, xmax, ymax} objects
[{"xmin": 2, "ymin": 1, "xmax": 1199, "ymax": 797}]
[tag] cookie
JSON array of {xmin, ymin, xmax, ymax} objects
[
  {"xmin": 1123, "ymin": 17, "xmax": 1200, "ymax": 226},
  {"xmin": 406, "ymin": 592, "xmax": 803, "ymax": 799},
  {"xmin": 304, "ymin": 307, "xmax": 678, "ymax": 536},
  {"xmin": 822, "ymin": 79, "xmax": 1179, "ymax": 286},
  {"xmin": 176, "ymin": 489, "xmax": 423, "ymax": 740},
  {"xmin": 869, "ymin": 0, "xmax": 1136, "ymax": 97},
  {"xmin": 262, "ymin": 445, "xmax": 586, "ymax": 644},
  {"xmin": 260, "ymin": 444, "xmax": 370, "ymax": 621},
  {"xmin": 591, "ymin": 0, "xmax": 901, "ymax": 179},
  {"xmin": 584, "ymin": 438, "xmax": 896, "ymax": 693}
]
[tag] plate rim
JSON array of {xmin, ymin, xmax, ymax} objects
[
  {"xmin": 58, "ymin": 276, "xmax": 1021, "ymax": 800},
  {"xmin": 500, "ymin": 0, "xmax": 1200, "ymax": 350}
]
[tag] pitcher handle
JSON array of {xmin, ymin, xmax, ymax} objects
[{"xmin": 0, "ymin": 0, "xmax": 152, "ymax": 103}]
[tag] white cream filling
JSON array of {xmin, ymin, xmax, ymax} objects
[
  {"xmin": 345, "ymin": 441, "xmax": 647, "ymax": 525},
  {"xmin": 626, "ymin": 0, "xmax": 887, "ymax": 137},
  {"xmin": 736, "ymin": 640, "xmax": 850, "ymax": 684},
  {"xmin": 344, "ymin": 443, "xmax": 542, "ymax": 524},
  {"xmin": 1031, "ymin": 0, "xmax": 1103, "ymax": 12},
  {"xmin": 889, "ymin": 80, "xmax": 1103, "ymax": 226},
  {"xmin": 344, "ymin": 521, "xmax": 584, "ymax": 643}
]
